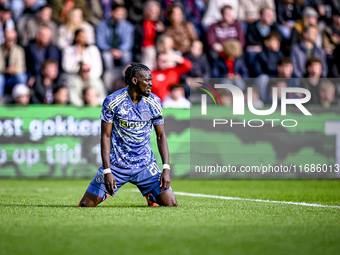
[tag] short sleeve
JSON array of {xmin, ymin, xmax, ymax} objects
[
  {"xmin": 150, "ymin": 95, "xmax": 164, "ymax": 125},
  {"xmin": 100, "ymin": 97, "xmax": 114, "ymax": 123},
  {"xmin": 152, "ymin": 116, "xmax": 164, "ymax": 125}
]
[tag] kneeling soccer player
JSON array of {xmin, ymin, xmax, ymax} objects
[{"xmin": 79, "ymin": 63, "xmax": 178, "ymax": 207}]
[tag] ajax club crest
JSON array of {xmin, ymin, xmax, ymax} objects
[{"xmin": 141, "ymin": 111, "xmax": 151, "ymax": 121}]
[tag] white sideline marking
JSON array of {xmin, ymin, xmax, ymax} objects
[{"xmin": 173, "ymin": 191, "xmax": 340, "ymax": 209}]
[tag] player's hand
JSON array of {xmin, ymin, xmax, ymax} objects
[
  {"xmin": 160, "ymin": 169, "xmax": 171, "ymax": 192},
  {"xmin": 104, "ymin": 173, "xmax": 117, "ymax": 196}
]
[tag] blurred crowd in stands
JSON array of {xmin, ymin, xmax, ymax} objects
[{"xmin": 0, "ymin": 0, "xmax": 339, "ymax": 108}]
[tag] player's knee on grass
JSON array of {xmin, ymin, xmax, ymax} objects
[
  {"xmin": 164, "ymin": 198, "xmax": 178, "ymax": 207},
  {"xmin": 79, "ymin": 191, "xmax": 103, "ymax": 207},
  {"xmin": 157, "ymin": 190, "xmax": 178, "ymax": 207},
  {"xmin": 79, "ymin": 199, "xmax": 97, "ymax": 207}
]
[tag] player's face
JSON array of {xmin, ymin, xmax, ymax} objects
[{"xmin": 136, "ymin": 71, "xmax": 153, "ymax": 97}]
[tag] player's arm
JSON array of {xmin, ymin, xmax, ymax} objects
[
  {"xmin": 154, "ymin": 122, "xmax": 171, "ymax": 191},
  {"xmin": 101, "ymin": 120, "xmax": 117, "ymax": 195}
]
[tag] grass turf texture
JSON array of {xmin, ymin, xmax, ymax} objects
[{"xmin": 0, "ymin": 179, "xmax": 339, "ymax": 255}]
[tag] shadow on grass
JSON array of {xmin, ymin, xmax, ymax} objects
[{"xmin": 0, "ymin": 204, "xmax": 149, "ymax": 208}]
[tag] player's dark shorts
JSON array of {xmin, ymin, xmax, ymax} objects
[{"xmin": 86, "ymin": 160, "xmax": 172, "ymax": 200}]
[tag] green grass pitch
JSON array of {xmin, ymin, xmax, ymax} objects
[{"xmin": 0, "ymin": 179, "xmax": 339, "ymax": 255}]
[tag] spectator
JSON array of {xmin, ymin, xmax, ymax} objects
[
  {"xmin": 182, "ymin": 40, "xmax": 211, "ymax": 83},
  {"xmin": 100, "ymin": 0, "xmax": 113, "ymax": 20},
  {"xmin": 30, "ymin": 59, "xmax": 59, "ymax": 104},
  {"xmin": 276, "ymin": 0, "xmax": 304, "ymax": 40},
  {"xmin": 16, "ymin": 0, "xmax": 46, "ymax": 16},
  {"xmin": 163, "ymin": 84, "xmax": 191, "ymax": 108},
  {"xmin": 275, "ymin": 57, "xmax": 300, "ymax": 87},
  {"xmin": 0, "ymin": 0, "xmax": 10, "ymax": 9},
  {"xmin": 207, "ymin": 5, "xmax": 245, "ymax": 59},
  {"xmin": 68, "ymin": 63, "xmax": 106, "ymax": 107},
  {"xmin": 309, "ymin": 0, "xmax": 339, "ymax": 25},
  {"xmin": 254, "ymin": 32, "xmax": 282, "ymax": 77},
  {"xmin": 62, "ymin": 29, "xmax": 102, "ymax": 79},
  {"xmin": 133, "ymin": 0, "xmax": 164, "ymax": 70},
  {"xmin": 0, "ymin": 30, "xmax": 27, "ymax": 98},
  {"xmin": 25, "ymin": 25, "xmax": 60, "ymax": 81},
  {"xmin": 2, "ymin": 0, "xmax": 26, "ymax": 23},
  {"xmin": 245, "ymin": 6, "xmax": 280, "ymax": 70},
  {"xmin": 246, "ymin": 7, "xmax": 280, "ymax": 49},
  {"xmin": 0, "ymin": 5, "xmax": 15, "ymax": 45},
  {"xmin": 322, "ymin": 8, "xmax": 340, "ymax": 55},
  {"xmin": 300, "ymin": 57, "xmax": 323, "ymax": 104},
  {"xmin": 169, "ymin": 0, "xmax": 206, "ymax": 32},
  {"xmin": 244, "ymin": 85, "xmax": 264, "ymax": 108},
  {"xmin": 201, "ymin": 0, "xmax": 239, "ymax": 29},
  {"xmin": 253, "ymin": 32, "xmax": 282, "ymax": 100},
  {"xmin": 151, "ymin": 53, "xmax": 192, "ymax": 101},
  {"xmin": 257, "ymin": 56, "xmax": 299, "ymax": 102},
  {"xmin": 11, "ymin": 83, "xmax": 30, "ymax": 105},
  {"xmin": 124, "ymin": 0, "xmax": 149, "ymax": 24},
  {"xmin": 165, "ymin": 4, "xmax": 198, "ymax": 54},
  {"xmin": 110, "ymin": 64, "xmax": 129, "ymax": 94},
  {"xmin": 16, "ymin": 0, "xmax": 47, "ymax": 36},
  {"xmin": 213, "ymin": 39, "xmax": 249, "ymax": 80},
  {"xmin": 290, "ymin": 7, "xmax": 322, "ymax": 48},
  {"xmin": 238, "ymin": 0, "xmax": 276, "ymax": 25},
  {"xmin": 213, "ymin": 39, "xmax": 248, "ymax": 92},
  {"xmin": 218, "ymin": 90, "xmax": 233, "ymax": 106},
  {"xmin": 18, "ymin": 5, "xmax": 58, "ymax": 47},
  {"xmin": 277, "ymin": 57, "xmax": 295, "ymax": 79},
  {"xmin": 319, "ymin": 80, "xmax": 336, "ymax": 107},
  {"xmin": 83, "ymin": 86, "xmax": 100, "ymax": 107},
  {"xmin": 87, "ymin": 0, "xmax": 105, "ymax": 26},
  {"xmin": 156, "ymin": 34, "xmax": 182, "ymax": 69},
  {"xmin": 57, "ymin": 8, "xmax": 95, "ymax": 50},
  {"xmin": 266, "ymin": 78, "xmax": 289, "ymax": 104},
  {"xmin": 51, "ymin": 0, "xmax": 89, "ymax": 24},
  {"xmin": 331, "ymin": 43, "xmax": 340, "ymax": 77},
  {"xmin": 53, "ymin": 85, "xmax": 69, "ymax": 105},
  {"xmin": 96, "ymin": 3, "xmax": 134, "ymax": 86},
  {"xmin": 290, "ymin": 25, "xmax": 327, "ymax": 78}
]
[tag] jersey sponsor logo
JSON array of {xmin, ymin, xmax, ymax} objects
[{"xmin": 119, "ymin": 119, "xmax": 148, "ymax": 129}]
